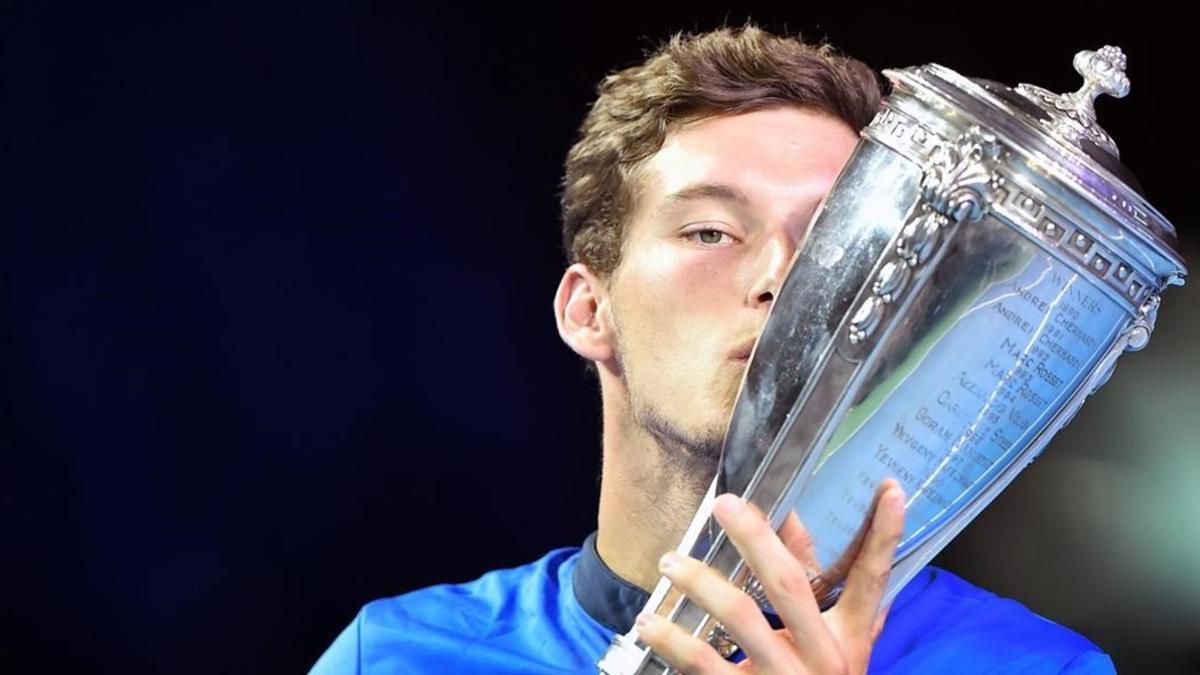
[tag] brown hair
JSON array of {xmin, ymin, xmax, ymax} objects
[{"xmin": 560, "ymin": 24, "xmax": 884, "ymax": 275}]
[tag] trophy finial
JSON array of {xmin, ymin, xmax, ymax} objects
[
  {"xmin": 1015, "ymin": 46, "xmax": 1129, "ymax": 158},
  {"xmin": 1069, "ymin": 46, "xmax": 1130, "ymax": 111}
]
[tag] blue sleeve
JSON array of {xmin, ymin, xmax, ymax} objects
[
  {"xmin": 1059, "ymin": 650, "xmax": 1116, "ymax": 675},
  {"xmin": 309, "ymin": 610, "xmax": 363, "ymax": 675}
]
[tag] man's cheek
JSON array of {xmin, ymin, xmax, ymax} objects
[{"xmin": 676, "ymin": 254, "xmax": 733, "ymax": 289}]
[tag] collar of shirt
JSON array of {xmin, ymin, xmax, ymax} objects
[{"xmin": 570, "ymin": 531, "xmax": 650, "ymax": 633}]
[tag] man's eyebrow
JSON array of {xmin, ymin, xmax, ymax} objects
[{"xmin": 664, "ymin": 182, "xmax": 750, "ymax": 206}]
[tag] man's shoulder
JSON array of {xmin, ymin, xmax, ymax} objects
[
  {"xmin": 360, "ymin": 546, "xmax": 579, "ymax": 631},
  {"xmin": 874, "ymin": 566, "xmax": 1115, "ymax": 674},
  {"xmin": 311, "ymin": 546, "xmax": 610, "ymax": 675}
]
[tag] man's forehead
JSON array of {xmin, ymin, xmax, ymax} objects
[{"xmin": 642, "ymin": 108, "xmax": 858, "ymax": 203}]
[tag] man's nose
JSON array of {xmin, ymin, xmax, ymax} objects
[{"xmin": 747, "ymin": 230, "xmax": 797, "ymax": 309}]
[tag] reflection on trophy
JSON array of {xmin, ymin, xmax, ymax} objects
[{"xmin": 598, "ymin": 46, "xmax": 1187, "ymax": 674}]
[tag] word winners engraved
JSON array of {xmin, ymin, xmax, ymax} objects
[{"xmin": 791, "ymin": 232, "xmax": 1128, "ymax": 570}]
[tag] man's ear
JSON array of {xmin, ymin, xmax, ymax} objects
[{"xmin": 554, "ymin": 263, "xmax": 616, "ymax": 364}]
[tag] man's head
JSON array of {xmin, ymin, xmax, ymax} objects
[{"xmin": 554, "ymin": 25, "xmax": 883, "ymax": 481}]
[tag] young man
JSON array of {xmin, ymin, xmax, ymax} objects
[{"xmin": 312, "ymin": 26, "xmax": 1114, "ymax": 674}]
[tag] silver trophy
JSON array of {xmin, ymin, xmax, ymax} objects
[{"xmin": 598, "ymin": 47, "xmax": 1187, "ymax": 674}]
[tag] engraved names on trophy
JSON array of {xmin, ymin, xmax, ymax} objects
[{"xmin": 792, "ymin": 251, "xmax": 1127, "ymax": 568}]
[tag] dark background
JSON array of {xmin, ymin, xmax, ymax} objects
[{"xmin": 4, "ymin": 3, "xmax": 1196, "ymax": 674}]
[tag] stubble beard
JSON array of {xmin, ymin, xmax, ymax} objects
[{"xmin": 610, "ymin": 310, "xmax": 729, "ymax": 496}]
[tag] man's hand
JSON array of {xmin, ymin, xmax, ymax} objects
[{"xmin": 636, "ymin": 479, "xmax": 906, "ymax": 674}]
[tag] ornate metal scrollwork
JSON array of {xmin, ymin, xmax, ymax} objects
[{"xmin": 848, "ymin": 127, "xmax": 1004, "ymax": 345}]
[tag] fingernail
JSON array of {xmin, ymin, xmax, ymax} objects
[
  {"xmin": 714, "ymin": 494, "xmax": 746, "ymax": 518},
  {"xmin": 888, "ymin": 486, "xmax": 907, "ymax": 509},
  {"xmin": 658, "ymin": 551, "xmax": 681, "ymax": 572},
  {"xmin": 635, "ymin": 612, "xmax": 655, "ymax": 629}
]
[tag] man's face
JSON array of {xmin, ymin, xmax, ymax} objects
[{"xmin": 606, "ymin": 106, "xmax": 859, "ymax": 468}]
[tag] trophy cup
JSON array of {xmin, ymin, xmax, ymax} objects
[{"xmin": 597, "ymin": 46, "xmax": 1187, "ymax": 675}]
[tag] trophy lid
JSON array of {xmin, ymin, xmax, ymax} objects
[{"xmin": 884, "ymin": 48, "xmax": 1186, "ymax": 284}]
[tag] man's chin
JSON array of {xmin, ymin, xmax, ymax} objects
[
  {"xmin": 674, "ymin": 417, "xmax": 729, "ymax": 467},
  {"xmin": 633, "ymin": 406, "xmax": 723, "ymax": 470}
]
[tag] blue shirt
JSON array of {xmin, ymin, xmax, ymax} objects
[{"xmin": 311, "ymin": 536, "xmax": 1114, "ymax": 674}]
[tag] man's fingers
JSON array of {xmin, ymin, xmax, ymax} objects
[
  {"xmin": 778, "ymin": 509, "xmax": 820, "ymax": 573},
  {"xmin": 635, "ymin": 610, "xmax": 739, "ymax": 675},
  {"xmin": 712, "ymin": 494, "xmax": 843, "ymax": 671},
  {"xmin": 870, "ymin": 602, "xmax": 893, "ymax": 643},
  {"xmin": 654, "ymin": 550, "xmax": 795, "ymax": 672},
  {"xmin": 829, "ymin": 479, "xmax": 906, "ymax": 638}
]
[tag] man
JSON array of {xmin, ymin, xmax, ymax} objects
[{"xmin": 312, "ymin": 25, "xmax": 1114, "ymax": 674}]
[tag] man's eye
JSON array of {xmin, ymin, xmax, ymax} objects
[{"xmin": 687, "ymin": 229, "xmax": 732, "ymax": 245}]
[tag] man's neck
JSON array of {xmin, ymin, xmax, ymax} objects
[{"xmin": 594, "ymin": 386, "xmax": 714, "ymax": 592}]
